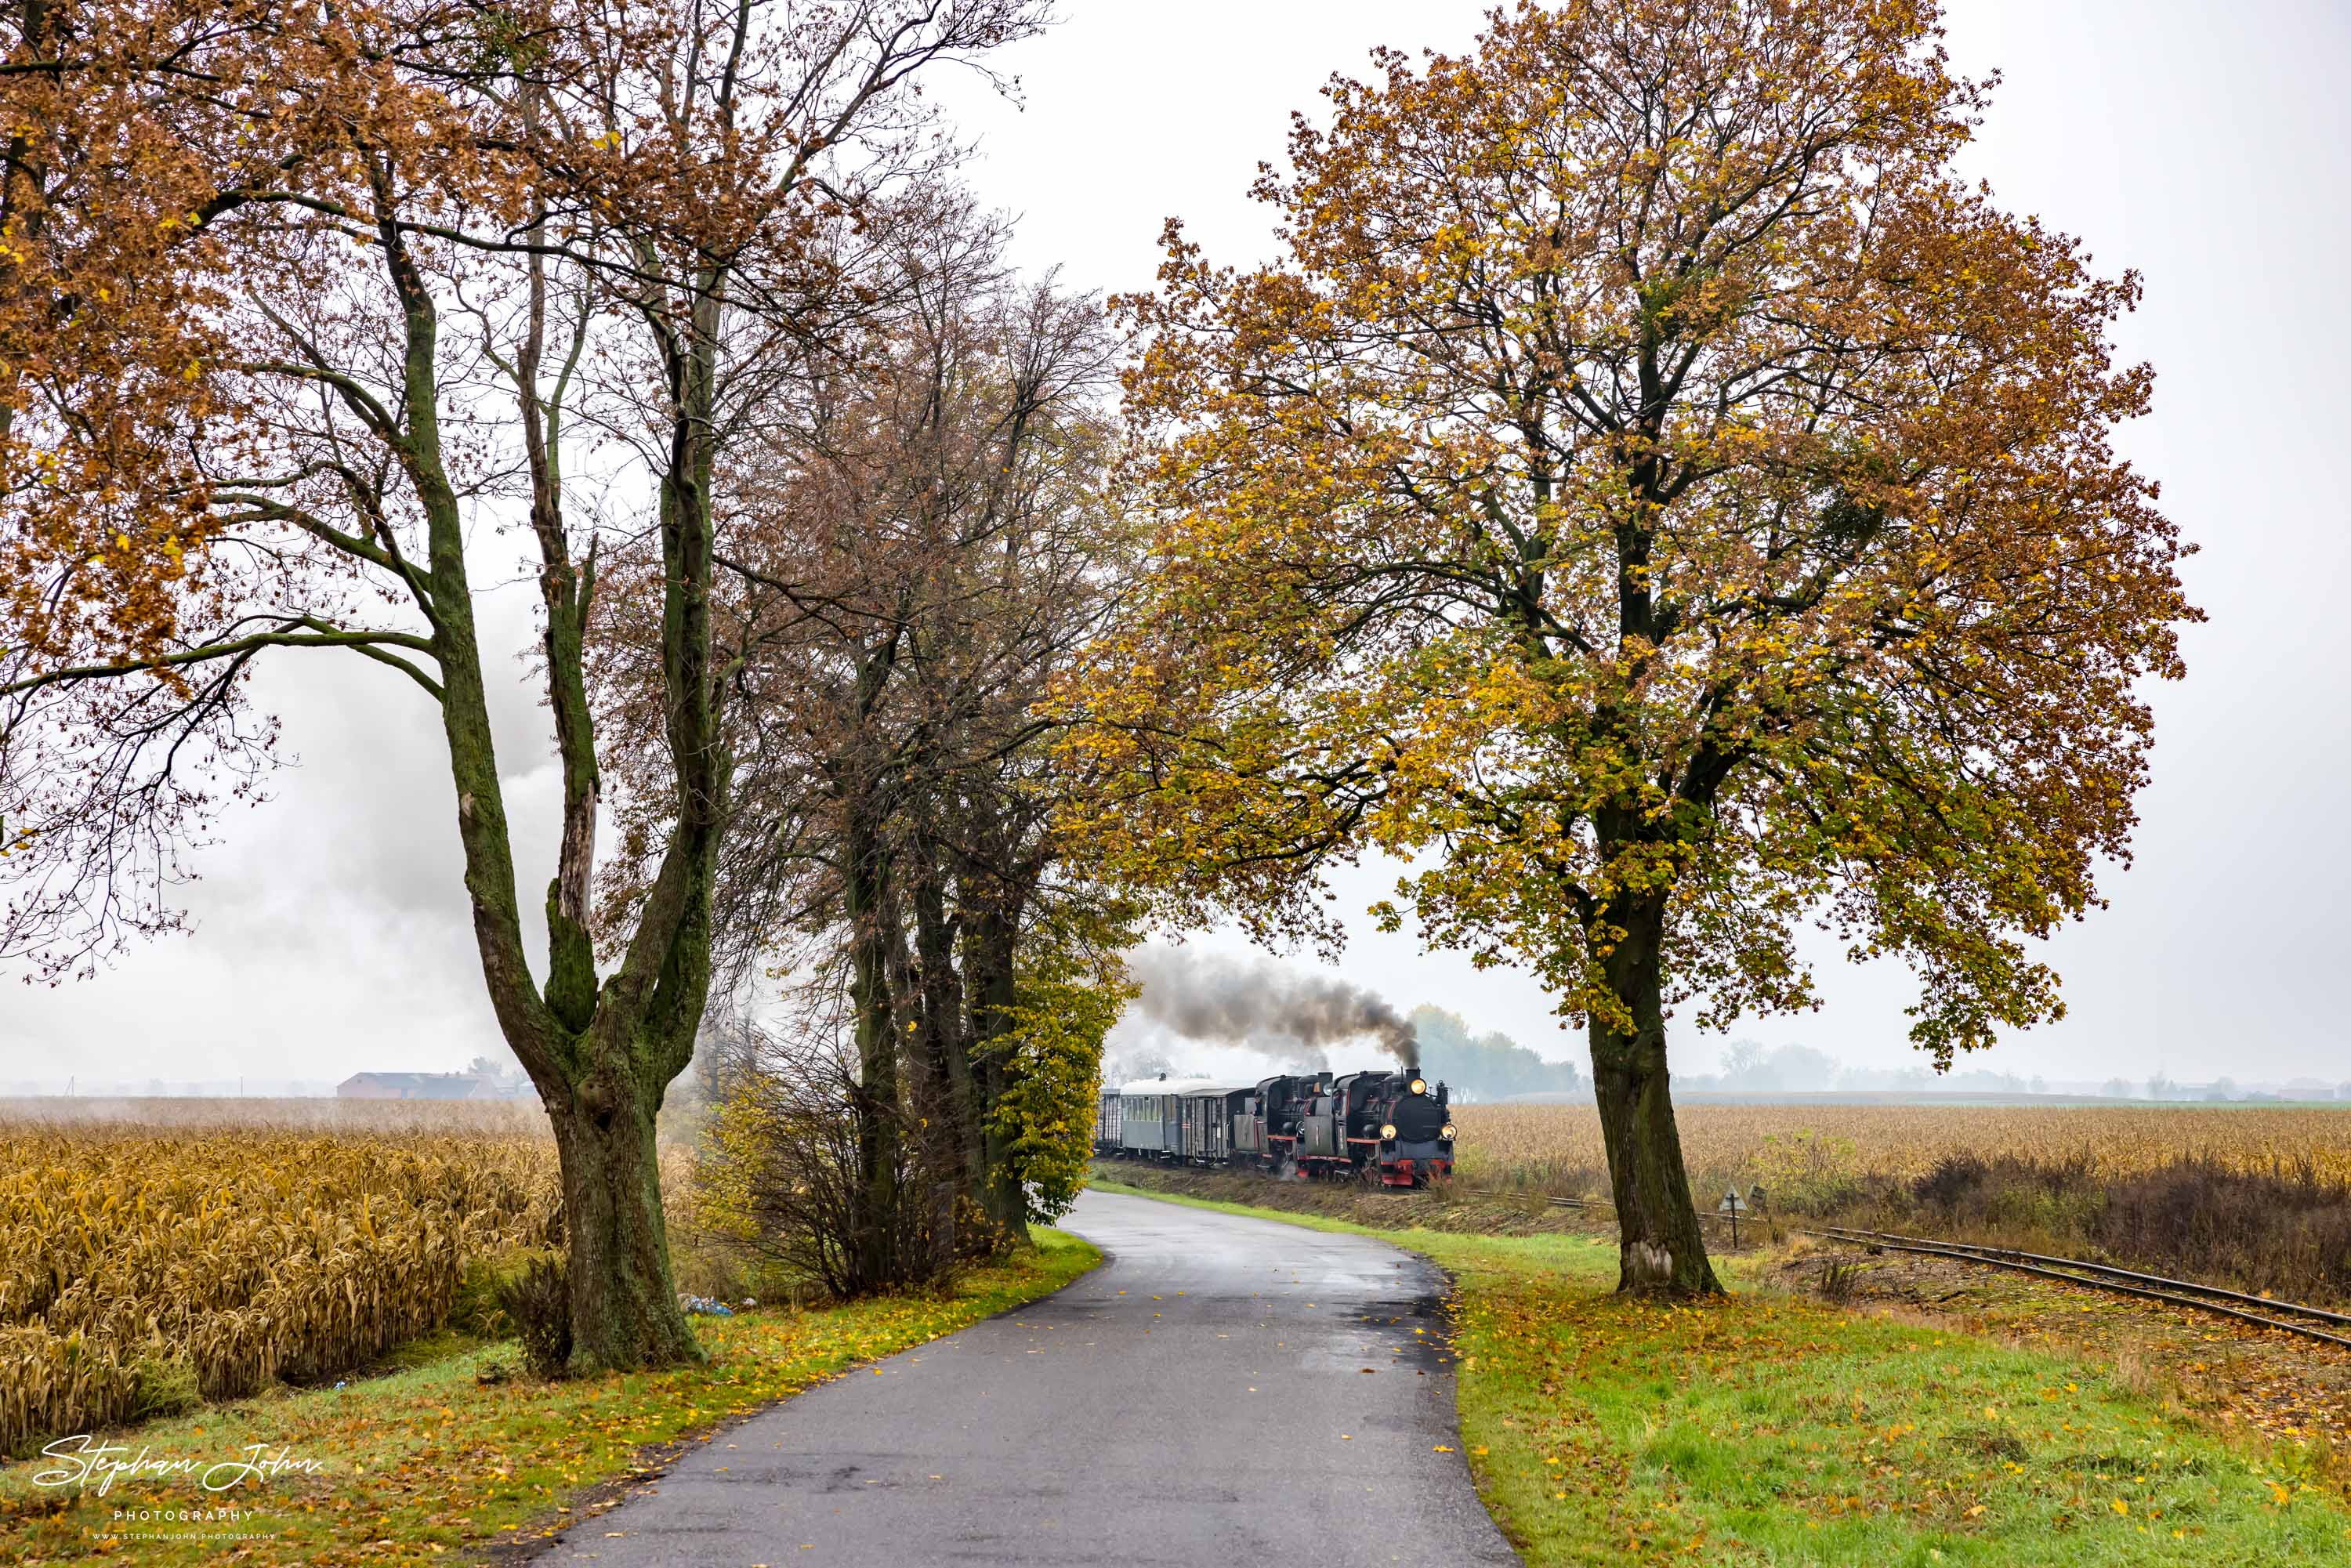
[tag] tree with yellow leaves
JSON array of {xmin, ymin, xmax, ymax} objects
[{"xmin": 1070, "ymin": 0, "xmax": 2195, "ymax": 1295}]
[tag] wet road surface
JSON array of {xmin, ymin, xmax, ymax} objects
[{"xmin": 562, "ymin": 1186, "xmax": 1517, "ymax": 1566}]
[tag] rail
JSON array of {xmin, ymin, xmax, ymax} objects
[{"xmin": 1795, "ymin": 1223, "xmax": 2351, "ymax": 1351}]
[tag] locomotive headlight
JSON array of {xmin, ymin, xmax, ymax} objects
[
  {"xmin": 1380, "ymin": 1123, "xmax": 1397, "ymax": 1139},
  {"xmin": 1409, "ymin": 1078, "xmax": 1427, "ymax": 1095},
  {"xmin": 1441, "ymin": 1123, "xmax": 1457, "ymax": 1139}
]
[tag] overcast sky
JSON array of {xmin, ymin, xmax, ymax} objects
[{"xmin": 6, "ymin": 1, "xmax": 2346, "ymax": 1091}]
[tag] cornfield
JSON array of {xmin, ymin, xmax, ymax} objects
[
  {"xmin": 0, "ymin": 1113, "xmax": 562, "ymax": 1455},
  {"xmin": 1452, "ymin": 1102, "xmax": 2351, "ymax": 1200},
  {"xmin": 0, "ymin": 1095, "xmax": 551, "ymax": 1134}
]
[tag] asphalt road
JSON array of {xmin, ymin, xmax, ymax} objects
[{"xmin": 562, "ymin": 1186, "xmax": 1518, "ymax": 1566}]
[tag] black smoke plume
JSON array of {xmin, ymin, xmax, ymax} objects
[{"xmin": 1122, "ymin": 947, "xmax": 1417, "ymax": 1069}]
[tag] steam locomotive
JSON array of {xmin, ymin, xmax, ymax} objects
[{"xmin": 1094, "ymin": 1067, "xmax": 1456, "ymax": 1187}]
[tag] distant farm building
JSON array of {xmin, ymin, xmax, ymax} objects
[{"xmin": 336, "ymin": 1070, "xmax": 520, "ymax": 1100}]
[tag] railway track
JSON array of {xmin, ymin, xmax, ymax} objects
[
  {"xmin": 1797, "ymin": 1223, "xmax": 2351, "ymax": 1350},
  {"xmin": 1447, "ymin": 1185, "xmax": 2351, "ymax": 1349}
]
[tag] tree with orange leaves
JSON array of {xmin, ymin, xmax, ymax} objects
[
  {"xmin": 1, "ymin": 2, "xmax": 271, "ymax": 675},
  {"xmin": 1072, "ymin": 0, "xmax": 2196, "ymax": 1295},
  {"xmin": 0, "ymin": 3, "xmax": 342, "ymax": 961}
]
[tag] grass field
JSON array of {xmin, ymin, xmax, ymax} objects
[
  {"xmin": 0, "ymin": 1229, "xmax": 1098, "ymax": 1565},
  {"xmin": 1094, "ymin": 1176, "xmax": 2350, "ymax": 1566}
]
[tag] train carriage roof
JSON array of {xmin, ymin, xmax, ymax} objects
[
  {"xmin": 1111, "ymin": 1079, "xmax": 1255, "ymax": 1097},
  {"xmin": 1114, "ymin": 1078, "xmax": 1215, "ymax": 1096}
]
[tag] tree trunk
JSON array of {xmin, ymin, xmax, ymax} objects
[
  {"xmin": 976, "ymin": 1054, "xmax": 1027, "ymax": 1240},
  {"xmin": 963, "ymin": 893, "xmax": 1031, "ymax": 1244},
  {"xmin": 1586, "ymin": 890, "xmax": 1722, "ymax": 1296},
  {"xmin": 908, "ymin": 843, "xmax": 976, "ymax": 1194},
  {"xmin": 378, "ymin": 214, "xmax": 705, "ymax": 1367},
  {"xmin": 545, "ymin": 1061, "xmax": 701, "ymax": 1372},
  {"xmin": 844, "ymin": 800, "xmax": 900, "ymax": 1283}
]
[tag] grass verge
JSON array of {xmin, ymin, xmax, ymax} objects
[
  {"xmin": 1092, "ymin": 1178, "xmax": 2349, "ymax": 1566},
  {"xmin": 0, "ymin": 1229, "xmax": 1098, "ymax": 1566}
]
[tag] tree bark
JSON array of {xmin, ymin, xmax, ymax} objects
[
  {"xmin": 843, "ymin": 798, "xmax": 901, "ymax": 1284},
  {"xmin": 963, "ymin": 888, "xmax": 1030, "ymax": 1243},
  {"xmin": 907, "ymin": 838, "xmax": 976, "ymax": 1194},
  {"xmin": 1586, "ymin": 889, "xmax": 1722, "ymax": 1296},
  {"xmin": 544, "ymin": 1056, "xmax": 700, "ymax": 1371}
]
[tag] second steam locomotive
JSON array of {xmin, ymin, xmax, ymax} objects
[{"xmin": 1094, "ymin": 1066, "xmax": 1455, "ymax": 1187}]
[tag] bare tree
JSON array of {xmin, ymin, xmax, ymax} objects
[{"xmin": 600, "ymin": 194, "xmax": 1132, "ymax": 1268}]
